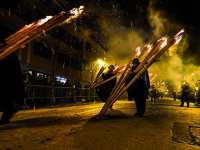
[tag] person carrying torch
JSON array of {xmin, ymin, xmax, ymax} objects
[
  {"xmin": 96, "ymin": 65, "xmax": 117, "ymax": 110},
  {"xmin": 125, "ymin": 58, "xmax": 150, "ymax": 117}
]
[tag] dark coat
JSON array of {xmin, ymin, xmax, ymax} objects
[
  {"xmin": 126, "ymin": 65, "xmax": 150, "ymax": 99},
  {"xmin": 96, "ymin": 71, "xmax": 117, "ymax": 102},
  {"xmin": 0, "ymin": 53, "xmax": 25, "ymax": 106}
]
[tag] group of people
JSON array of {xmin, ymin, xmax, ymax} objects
[
  {"xmin": 0, "ymin": 55, "xmax": 152, "ymax": 125},
  {"xmin": 23, "ymin": 72, "xmax": 87, "ymax": 89},
  {"xmin": 2, "ymin": 47, "xmax": 197, "ymax": 125},
  {"xmin": 95, "ymin": 58, "xmax": 150, "ymax": 117}
]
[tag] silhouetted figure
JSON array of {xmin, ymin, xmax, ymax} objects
[
  {"xmin": 180, "ymin": 82, "xmax": 190, "ymax": 107},
  {"xmin": 0, "ymin": 4, "xmax": 25, "ymax": 124},
  {"xmin": 150, "ymin": 84, "xmax": 157, "ymax": 102},
  {"xmin": 96, "ymin": 65, "xmax": 117, "ymax": 110},
  {"xmin": 125, "ymin": 58, "xmax": 150, "ymax": 117},
  {"xmin": 44, "ymin": 76, "xmax": 52, "ymax": 86},
  {"xmin": 0, "ymin": 52, "xmax": 25, "ymax": 124},
  {"xmin": 64, "ymin": 78, "xmax": 73, "ymax": 87},
  {"xmin": 172, "ymin": 89, "xmax": 177, "ymax": 101},
  {"xmin": 64, "ymin": 78, "xmax": 73, "ymax": 102},
  {"xmin": 30, "ymin": 72, "xmax": 37, "ymax": 85}
]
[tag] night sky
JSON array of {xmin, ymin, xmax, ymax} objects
[
  {"xmin": 76, "ymin": 0, "xmax": 200, "ymax": 65},
  {"xmin": 1, "ymin": 0, "xmax": 200, "ymax": 65}
]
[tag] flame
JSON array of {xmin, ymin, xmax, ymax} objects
[
  {"xmin": 168, "ymin": 29, "xmax": 185, "ymax": 55},
  {"xmin": 136, "ymin": 46, "xmax": 141, "ymax": 56},
  {"xmin": 122, "ymin": 64, "xmax": 127, "ymax": 71},
  {"xmin": 118, "ymin": 64, "xmax": 126, "ymax": 71},
  {"xmin": 24, "ymin": 6, "xmax": 84, "ymax": 30},
  {"xmin": 38, "ymin": 16, "xmax": 53, "ymax": 25},
  {"xmin": 25, "ymin": 23, "xmax": 35, "ymax": 28},
  {"xmin": 158, "ymin": 37, "xmax": 168, "ymax": 49},
  {"xmin": 70, "ymin": 6, "xmax": 84, "ymax": 15},
  {"xmin": 65, "ymin": 6, "xmax": 84, "ymax": 22},
  {"xmin": 174, "ymin": 29, "xmax": 184, "ymax": 44},
  {"xmin": 146, "ymin": 43, "xmax": 152, "ymax": 52}
]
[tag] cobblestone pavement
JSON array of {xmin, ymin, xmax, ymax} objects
[{"xmin": 0, "ymin": 98, "xmax": 200, "ymax": 150}]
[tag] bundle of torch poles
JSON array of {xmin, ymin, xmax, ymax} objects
[
  {"xmin": 88, "ymin": 64, "xmax": 127, "ymax": 89},
  {"xmin": 89, "ymin": 29, "xmax": 185, "ymax": 117},
  {"xmin": 0, "ymin": 6, "xmax": 84, "ymax": 60}
]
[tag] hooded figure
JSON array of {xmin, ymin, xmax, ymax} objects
[{"xmin": 125, "ymin": 58, "xmax": 150, "ymax": 117}]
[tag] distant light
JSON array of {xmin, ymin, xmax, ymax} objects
[{"xmin": 96, "ymin": 59, "xmax": 106, "ymax": 68}]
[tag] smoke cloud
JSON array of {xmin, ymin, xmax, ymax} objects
[{"xmin": 83, "ymin": 0, "xmax": 200, "ymax": 91}]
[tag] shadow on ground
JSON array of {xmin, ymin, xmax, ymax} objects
[{"xmin": 0, "ymin": 116, "xmax": 86, "ymax": 130}]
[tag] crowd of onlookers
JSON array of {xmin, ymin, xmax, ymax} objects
[
  {"xmin": 22, "ymin": 72, "xmax": 90, "ymax": 89},
  {"xmin": 22, "ymin": 72, "xmax": 97, "ymax": 107}
]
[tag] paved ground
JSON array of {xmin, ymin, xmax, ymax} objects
[{"xmin": 0, "ymin": 98, "xmax": 200, "ymax": 150}]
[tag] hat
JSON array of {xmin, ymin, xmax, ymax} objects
[
  {"xmin": 108, "ymin": 65, "xmax": 115, "ymax": 69},
  {"xmin": 132, "ymin": 58, "xmax": 139, "ymax": 64}
]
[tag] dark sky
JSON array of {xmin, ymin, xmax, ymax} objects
[
  {"xmin": 1, "ymin": 0, "xmax": 200, "ymax": 65},
  {"xmin": 79, "ymin": 0, "xmax": 200, "ymax": 65}
]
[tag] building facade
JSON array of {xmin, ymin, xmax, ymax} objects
[{"xmin": 0, "ymin": 1, "xmax": 106, "ymax": 85}]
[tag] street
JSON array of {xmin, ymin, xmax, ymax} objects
[{"xmin": 0, "ymin": 98, "xmax": 200, "ymax": 150}]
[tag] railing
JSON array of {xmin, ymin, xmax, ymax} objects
[{"xmin": 25, "ymin": 85, "xmax": 99, "ymax": 106}]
